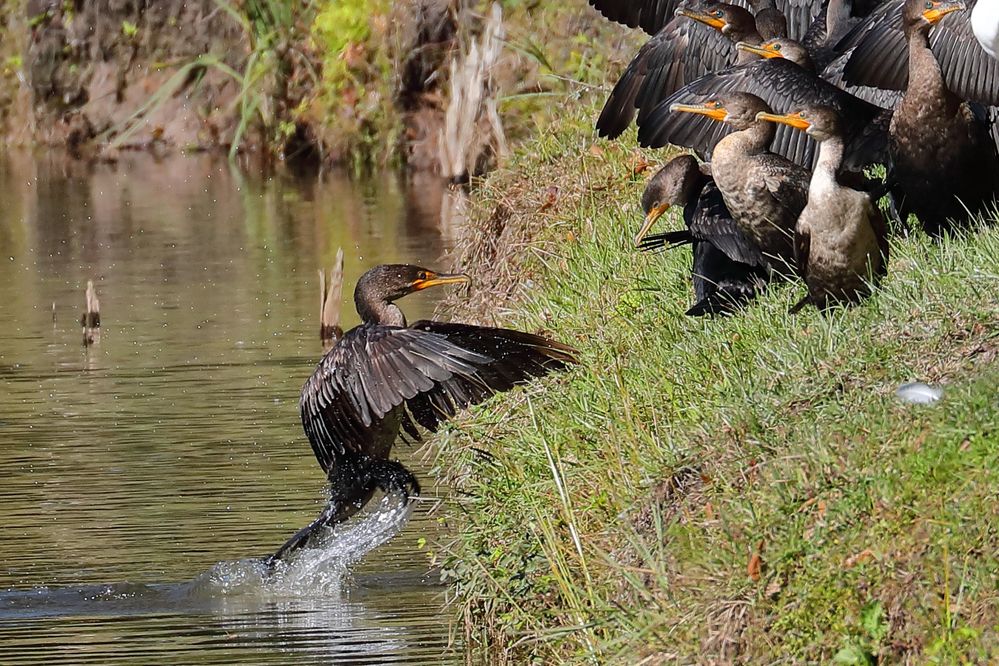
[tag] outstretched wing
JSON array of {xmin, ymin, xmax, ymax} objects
[
  {"xmin": 637, "ymin": 58, "xmax": 885, "ymax": 168},
  {"xmin": 299, "ymin": 323, "xmax": 576, "ymax": 475},
  {"xmin": 588, "ymin": 0, "xmax": 821, "ymax": 38},
  {"xmin": 598, "ymin": 18, "xmax": 736, "ymax": 138}
]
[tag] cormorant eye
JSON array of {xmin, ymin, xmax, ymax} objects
[
  {"xmin": 713, "ymin": 10, "xmax": 724, "ymax": 17},
  {"xmin": 713, "ymin": 101, "xmax": 723, "ymax": 108},
  {"xmin": 799, "ymin": 111, "xmax": 806, "ymax": 118},
  {"xmin": 772, "ymin": 42, "xmax": 782, "ymax": 50},
  {"xmin": 925, "ymin": 1, "xmax": 933, "ymax": 8},
  {"xmin": 417, "ymin": 271, "xmax": 428, "ymax": 281}
]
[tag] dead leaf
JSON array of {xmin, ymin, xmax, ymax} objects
[
  {"xmin": 588, "ymin": 144, "xmax": 605, "ymax": 157},
  {"xmin": 748, "ymin": 551, "xmax": 762, "ymax": 581},
  {"xmin": 538, "ymin": 186, "xmax": 559, "ymax": 212},
  {"xmin": 817, "ymin": 499, "xmax": 827, "ymax": 519},
  {"xmin": 628, "ymin": 151, "xmax": 652, "ymax": 175},
  {"xmin": 764, "ymin": 576, "xmax": 783, "ymax": 598},
  {"xmin": 704, "ymin": 502, "xmax": 715, "ymax": 521},
  {"xmin": 844, "ymin": 548, "xmax": 875, "ymax": 568}
]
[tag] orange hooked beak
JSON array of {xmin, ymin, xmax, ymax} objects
[
  {"xmin": 736, "ymin": 40, "xmax": 784, "ymax": 59},
  {"xmin": 922, "ymin": 0, "xmax": 964, "ymax": 23},
  {"xmin": 412, "ymin": 271, "xmax": 470, "ymax": 291},
  {"xmin": 670, "ymin": 101, "xmax": 729, "ymax": 122},
  {"xmin": 676, "ymin": 8, "xmax": 727, "ymax": 30},
  {"xmin": 635, "ymin": 202, "xmax": 671, "ymax": 247},
  {"xmin": 755, "ymin": 110, "xmax": 811, "ymax": 131}
]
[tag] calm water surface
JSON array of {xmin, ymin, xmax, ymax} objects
[{"xmin": 0, "ymin": 151, "xmax": 460, "ymax": 664}]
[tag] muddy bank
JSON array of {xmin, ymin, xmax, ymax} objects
[
  {"xmin": 0, "ymin": 0, "xmax": 479, "ymax": 170},
  {"xmin": 10, "ymin": 0, "xmax": 247, "ymax": 151}
]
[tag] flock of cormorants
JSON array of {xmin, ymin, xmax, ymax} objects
[
  {"xmin": 265, "ymin": 0, "xmax": 998, "ymax": 565},
  {"xmin": 605, "ymin": 0, "xmax": 998, "ymax": 312}
]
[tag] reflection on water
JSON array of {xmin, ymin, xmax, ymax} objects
[{"xmin": 0, "ymin": 150, "xmax": 458, "ymax": 663}]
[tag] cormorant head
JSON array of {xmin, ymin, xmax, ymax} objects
[
  {"xmin": 676, "ymin": 2, "xmax": 757, "ymax": 40},
  {"xmin": 354, "ymin": 264, "xmax": 469, "ymax": 325},
  {"xmin": 670, "ymin": 92, "xmax": 773, "ymax": 131},
  {"xmin": 904, "ymin": 0, "xmax": 964, "ymax": 32},
  {"xmin": 736, "ymin": 38, "xmax": 814, "ymax": 70},
  {"xmin": 636, "ymin": 155, "xmax": 705, "ymax": 246},
  {"xmin": 755, "ymin": 105, "xmax": 844, "ymax": 142}
]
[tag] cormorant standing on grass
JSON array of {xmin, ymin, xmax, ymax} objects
[
  {"xmin": 666, "ymin": 92, "xmax": 811, "ymax": 276},
  {"xmin": 841, "ymin": 0, "xmax": 999, "ymax": 234},
  {"xmin": 756, "ymin": 105, "xmax": 890, "ymax": 309},
  {"xmin": 635, "ymin": 155, "xmax": 769, "ymax": 315}
]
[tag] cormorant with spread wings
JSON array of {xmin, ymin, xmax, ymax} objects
[{"xmin": 265, "ymin": 264, "xmax": 576, "ymax": 566}]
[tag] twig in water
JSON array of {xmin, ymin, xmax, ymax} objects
[
  {"xmin": 319, "ymin": 248, "xmax": 345, "ymax": 349},
  {"xmin": 81, "ymin": 280, "xmax": 101, "ymax": 346}
]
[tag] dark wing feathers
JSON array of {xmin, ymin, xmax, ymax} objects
[
  {"xmin": 598, "ymin": 19, "xmax": 736, "ymax": 138},
  {"xmin": 300, "ymin": 323, "xmax": 575, "ymax": 474},
  {"xmin": 587, "ymin": 0, "xmax": 821, "ymax": 38},
  {"xmin": 637, "ymin": 59, "xmax": 884, "ymax": 168},
  {"xmin": 776, "ymin": 0, "xmax": 825, "ymax": 40},
  {"xmin": 588, "ymin": 0, "xmax": 688, "ymax": 35},
  {"xmin": 841, "ymin": 0, "xmax": 999, "ymax": 106}
]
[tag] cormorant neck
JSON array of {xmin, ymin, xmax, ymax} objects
[
  {"xmin": 733, "ymin": 30, "xmax": 765, "ymax": 63},
  {"xmin": 355, "ymin": 291, "xmax": 408, "ymax": 326},
  {"xmin": 814, "ymin": 135, "xmax": 845, "ymax": 183},
  {"xmin": 734, "ymin": 121, "xmax": 777, "ymax": 154},
  {"xmin": 905, "ymin": 23, "xmax": 954, "ymax": 104}
]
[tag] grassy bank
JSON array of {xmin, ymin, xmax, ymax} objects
[{"xmin": 433, "ymin": 98, "xmax": 999, "ymax": 662}]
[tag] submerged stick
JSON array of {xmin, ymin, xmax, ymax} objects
[
  {"xmin": 81, "ymin": 279, "xmax": 101, "ymax": 346},
  {"xmin": 319, "ymin": 248, "xmax": 344, "ymax": 349}
]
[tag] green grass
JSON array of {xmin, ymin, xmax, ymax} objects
[{"xmin": 433, "ymin": 98, "xmax": 999, "ymax": 663}]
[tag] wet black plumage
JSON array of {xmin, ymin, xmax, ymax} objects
[
  {"xmin": 636, "ymin": 155, "xmax": 769, "ymax": 315},
  {"xmin": 266, "ymin": 265, "xmax": 576, "ymax": 566}
]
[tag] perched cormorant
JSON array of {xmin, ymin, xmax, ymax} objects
[
  {"xmin": 638, "ymin": 37, "xmax": 891, "ymax": 169},
  {"xmin": 266, "ymin": 265, "xmax": 576, "ymax": 566},
  {"xmin": 840, "ymin": 0, "xmax": 999, "ymax": 105},
  {"xmin": 667, "ymin": 92, "xmax": 811, "ymax": 275},
  {"xmin": 635, "ymin": 155, "xmax": 769, "ymax": 315},
  {"xmin": 756, "ymin": 106, "xmax": 890, "ymax": 309},
  {"xmin": 844, "ymin": 0, "xmax": 999, "ymax": 234}
]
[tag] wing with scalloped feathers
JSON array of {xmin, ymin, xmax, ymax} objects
[{"xmin": 299, "ymin": 322, "xmax": 576, "ymax": 475}]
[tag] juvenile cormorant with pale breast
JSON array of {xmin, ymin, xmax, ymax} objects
[
  {"xmin": 664, "ymin": 92, "xmax": 811, "ymax": 276},
  {"xmin": 756, "ymin": 105, "xmax": 890, "ymax": 309}
]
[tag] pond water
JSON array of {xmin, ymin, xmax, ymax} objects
[{"xmin": 0, "ymin": 151, "xmax": 461, "ymax": 664}]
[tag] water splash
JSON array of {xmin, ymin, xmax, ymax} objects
[{"xmin": 191, "ymin": 492, "xmax": 414, "ymax": 599}]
